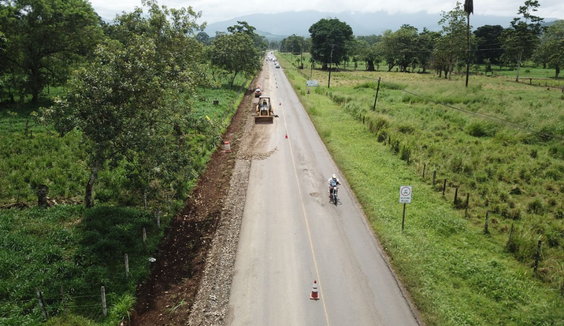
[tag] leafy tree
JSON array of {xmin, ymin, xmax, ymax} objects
[
  {"xmin": 209, "ymin": 30, "xmax": 261, "ymax": 86},
  {"xmin": 474, "ymin": 25, "xmax": 504, "ymax": 65},
  {"xmin": 464, "ymin": 0, "xmax": 474, "ymax": 87},
  {"xmin": 227, "ymin": 20, "xmax": 267, "ymax": 52},
  {"xmin": 380, "ymin": 25, "xmax": 420, "ymax": 72},
  {"xmin": 196, "ymin": 31, "xmax": 211, "ymax": 45},
  {"xmin": 501, "ymin": 0, "xmax": 544, "ymax": 81},
  {"xmin": 533, "ymin": 20, "xmax": 564, "ymax": 78},
  {"xmin": 281, "ymin": 34, "xmax": 306, "ymax": 68},
  {"xmin": 42, "ymin": 1, "xmax": 205, "ymax": 208},
  {"xmin": 0, "ymin": 0, "xmax": 103, "ymax": 102},
  {"xmin": 417, "ymin": 28, "xmax": 441, "ymax": 73},
  {"xmin": 308, "ymin": 18, "xmax": 353, "ymax": 69},
  {"xmin": 395, "ymin": 25, "xmax": 420, "ymax": 72},
  {"xmin": 433, "ymin": 2, "xmax": 468, "ymax": 79},
  {"xmin": 356, "ymin": 34, "xmax": 382, "ymax": 46}
]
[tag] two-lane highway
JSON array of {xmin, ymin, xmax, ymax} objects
[{"xmin": 226, "ymin": 58, "xmax": 420, "ymax": 326}]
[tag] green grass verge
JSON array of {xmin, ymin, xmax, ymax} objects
[
  {"xmin": 0, "ymin": 76, "xmax": 251, "ymax": 325},
  {"xmin": 278, "ymin": 53, "xmax": 564, "ymax": 326}
]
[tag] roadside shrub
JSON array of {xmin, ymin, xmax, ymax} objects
[
  {"xmin": 548, "ymin": 144, "xmax": 564, "ymax": 160},
  {"xmin": 377, "ymin": 130, "xmax": 388, "ymax": 142},
  {"xmin": 354, "ymin": 82, "xmax": 376, "ymax": 89},
  {"xmin": 450, "ymin": 156, "xmax": 464, "ymax": 173},
  {"xmin": 343, "ymin": 101, "xmax": 364, "ymax": 116},
  {"xmin": 401, "ymin": 93, "xmax": 428, "ymax": 104},
  {"xmin": 544, "ymin": 168, "xmax": 562, "ymax": 181},
  {"xmin": 308, "ymin": 106, "xmax": 319, "ymax": 116},
  {"xmin": 331, "ymin": 93, "xmax": 350, "ymax": 105},
  {"xmin": 398, "ymin": 123, "xmax": 415, "ymax": 134},
  {"xmin": 508, "ymin": 230, "xmax": 539, "ymax": 262},
  {"xmin": 400, "ymin": 145, "xmax": 411, "ymax": 163},
  {"xmin": 380, "ymin": 81, "xmax": 406, "ymax": 90},
  {"xmin": 536, "ymin": 126, "xmax": 556, "ymax": 142},
  {"xmin": 527, "ymin": 198, "xmax": 545, "ymax": 214},
  {"xmin": 466, "ymin": 121, "xmax": 497, "ymax": 137},
  {"xmin": 369, "ymin": 115, "xmax": 389, "ymax": 134}
]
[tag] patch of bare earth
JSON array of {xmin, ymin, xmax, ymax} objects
[{"xmin": 129, "ymin": 83, "xmax": 257, "ymax": 326}]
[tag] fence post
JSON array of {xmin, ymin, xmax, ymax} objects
[
  {"xmin": 465, "ymin": 193, "xmax": 470, "ymax": 217},
  {"xmin": 484, "ymin": 211, "xmax": 490, "ymax": 234},
  {"xmin": 422, "ymin": 163, "xmax": 426, "ymax": 178},
  {"xmin": 125, "ymin": 254, "xmax": 129, "ymax": 279},
  {"xmin": 101, "ymin": 286, "xmax": 107, "ymax": 317},
  {"xmin": 454, "ymin": 187, "xmax": 459, "ymax": 205},
  {"xmin": 156, "ymin": 208, "xmax": 161, "ymax": 228},
  {"xmin": 442, "ymin": 179, "xmax": 447, "ymax": 197},
  {"xmin": 534, "ymin": 240, "xmax": 542, "ymax": 274},
  {"xmin": 36, "ymin": 287, "xmax": 48, "ymax": 320},
  {"xmin": 37, "ymin": 184, "xmax": 48, "ymax": 208},
  {"xmin": 143, "ymin": 190, "xmax": 147, "ymax": 211}
]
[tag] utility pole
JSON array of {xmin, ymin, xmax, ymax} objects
[{"xmin": 328, "ymin": 44, "xmax": 335, "ymax": 88}]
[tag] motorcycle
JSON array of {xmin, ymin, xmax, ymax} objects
[{"xmin": 330, "ymin": 186, "xmax": 339, "ymax": 206}]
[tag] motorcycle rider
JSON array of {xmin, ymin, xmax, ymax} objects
[{"xmin": 328, "ymin": 174, "xmax": 341, "ymax": 197}]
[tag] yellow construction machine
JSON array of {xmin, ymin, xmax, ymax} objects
[{"xmin": 254, "ymin": 96, "xmax": 276, "ymax": 124}]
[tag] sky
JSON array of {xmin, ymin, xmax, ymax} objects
[{"xmin": 89, "ymin": 0, "xmax": 564, "ymax": 24}]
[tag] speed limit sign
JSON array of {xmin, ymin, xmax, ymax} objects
[{"xmin": 399, "ymin": 186, "xmax": 412, "ymax": 204}]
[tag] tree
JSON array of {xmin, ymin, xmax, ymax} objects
[
  {"xmin": 501, "ymin": 0, "xmax": 544, "ymax": 82},
  {"xmin": 474, "ymin": 25, "xmax": 504, "ymax": 65},
  {"xmin": 464, "ymin": 0, "xmax": 474, "ymax": 87},
  {"xmin": 42, "ymin": 1, "xmax": 205, "ymax": 208},
  {"xmin": 0, "ymin": 0, "xmax": 103, "ymax": 102},
  {"xmin": 227, "ymin": 20, "xmax": 267, "ymax": 52},
  {"xmin": 308, "ymin": 18, "xmax": 353, "ymax": 70},
  {"xmin": 534, "ymin": 20, "xmax": 564, "ymax": 78},
  {"xmin": 417, "ymin": 28, "xmax": 441, "ymax": 73},
  {"xmin": 196, "ymin": 31, "xmax": 211, "ymax": 45},
  {"xmin": 209, "ymin": 31, "xmax": 261, "ymax": 86},
  {"xmin": 395, "ymin": 25, "xmax": 420, "ymax": 72},
  {"xmin": 433, "ymin": 2, "xmax": 468, "ymax": 79}
]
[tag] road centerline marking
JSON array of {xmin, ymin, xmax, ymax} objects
[{"xmin": 278, "ymin": 78, "xmax": 331, "ymax": 326}]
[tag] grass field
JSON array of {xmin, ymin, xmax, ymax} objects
[
  {"xmin": 278, "ymin": 52, "xmax": 564, "ymax": 326},
  {"xmin": 286, "ymin": 52, "xmax": 564, "ymax": 88},
  {"xmin": 0, "ymin": 76, "xmax": 249, "ymax": 325}
]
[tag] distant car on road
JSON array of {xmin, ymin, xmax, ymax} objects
[
  {"xmin": 275, "ymin": 64, "xmax": 280, "ymax": 69},
  {"xmin": 254, "ymin": 88, "xmax": 262, "ymax": 97}
]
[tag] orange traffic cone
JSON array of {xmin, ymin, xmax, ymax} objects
[{"xmin": 310, "ymin": 280, "xmax": 319, "ymax": 300}]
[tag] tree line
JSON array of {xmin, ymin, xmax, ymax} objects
[
  {"xmin": 0, "ymin": 0, "xmax": 265, "ymax": 207},
  {"xmin": 277, "ymin": 0, "xmax": 564, "ymax": 80}
]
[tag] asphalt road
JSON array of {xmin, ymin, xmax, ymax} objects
[{"xmin": 226, "ymin": 57, "xmax": 420, "ymax": 326}]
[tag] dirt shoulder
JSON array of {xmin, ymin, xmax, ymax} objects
[{"xmin": 129, "ymin": 83, "xmax": 256, "ymax": 326}]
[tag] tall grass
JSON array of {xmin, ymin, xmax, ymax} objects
[{"xmin": 278, "ymin": 54, "xmax": 564, "ymax": 326}]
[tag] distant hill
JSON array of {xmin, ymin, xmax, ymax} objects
[{"xmin": 204, "ymin": 10, "xmax": 559, "ymax": 40}]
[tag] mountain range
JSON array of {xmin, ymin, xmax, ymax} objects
[{"xmin": 204, "ymin": 10, "xmax": 558, "ymax": 41}]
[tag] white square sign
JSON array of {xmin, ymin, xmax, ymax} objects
[{"xmin": 399, "ymin": 186, "xmax": 412, "ymax": 204}]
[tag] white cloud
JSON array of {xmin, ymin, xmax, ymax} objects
[{"xmin": 89, "ymin": 0, "xmax": 564, "ymax": 23}]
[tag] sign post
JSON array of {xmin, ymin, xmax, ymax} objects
[{"xmin": 399, "ymin": 186, "xmax": 412, "ymax": 231}]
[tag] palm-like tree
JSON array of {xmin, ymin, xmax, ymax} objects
[{"xmin": 464, "ymin": 0, "xmax": 473, "ymax": 87}]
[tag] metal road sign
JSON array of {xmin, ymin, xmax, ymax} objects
[{"xmin": 399, "ymin": 186, "xmax": 412, "ymax": 204}]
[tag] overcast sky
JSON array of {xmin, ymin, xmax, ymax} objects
[{"xmin": 89, "ymin": 0, "xmax": 564, "ymax": 24}]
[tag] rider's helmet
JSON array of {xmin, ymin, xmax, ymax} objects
[{"xmin": 332, "ymin": 174, "xmax": 336, "ymax": 179}]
